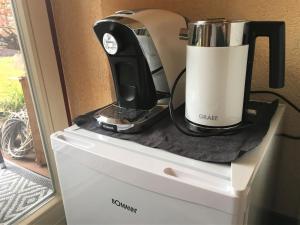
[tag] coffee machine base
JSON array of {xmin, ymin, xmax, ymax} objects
[{"xmin": 94, "ymin": 103, "xmax": 168, "ymax": 133}]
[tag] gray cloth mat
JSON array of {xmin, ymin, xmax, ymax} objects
[{"xmin": 74, "ymin": 101, "xmax": 278, "ymax": 163}]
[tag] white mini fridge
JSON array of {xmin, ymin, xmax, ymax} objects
[{"xmin": 51, "ymin": 105, "xmax": 284, "ymax": 225}]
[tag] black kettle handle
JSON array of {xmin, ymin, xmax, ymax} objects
[
  {"xmin": 243, "ymin": 21, "xmax": 285, "ymax": 121},
  {"xmin": 246, "ymin": 21, "xmax": 285, "ymax": 88}
]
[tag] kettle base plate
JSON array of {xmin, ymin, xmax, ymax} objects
[{"xmin": 185, "ymin": 118, "xmax": 242, "ymax": 133}]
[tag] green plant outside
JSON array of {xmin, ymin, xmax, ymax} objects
[{"xmin": 0, "ymin": 56, "xmax": 25, "ymax": 116}]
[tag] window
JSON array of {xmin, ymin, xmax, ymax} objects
[{"xmin": 0, "ymin": 0, "xmax": 68, "ymax": 224}]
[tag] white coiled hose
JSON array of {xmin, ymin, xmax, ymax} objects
[{"xmin": 0, "ymin": 110, "xmax": 33, "ymax": 158}]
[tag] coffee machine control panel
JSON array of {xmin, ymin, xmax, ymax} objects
[{"xmin": 102, "ymin": 33, "xmax": 118, "ymax": 55}]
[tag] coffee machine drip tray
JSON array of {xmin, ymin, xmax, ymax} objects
[{"xmin": 93, "ymin": 103, "xmax": 168, "ymax": 133}]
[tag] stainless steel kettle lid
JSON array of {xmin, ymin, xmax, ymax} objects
[{"xmin": 180, "ymin": 18, "xmax": 249, "ymax": 47}]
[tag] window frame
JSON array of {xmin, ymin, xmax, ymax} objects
[{"xmin": 10, "ymin": 0, "xmax": 69, "ymax": 223}]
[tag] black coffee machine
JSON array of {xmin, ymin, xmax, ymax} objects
[{"xmin": 93, "ymin": 9, "xmax": 186, "ymax": 133}]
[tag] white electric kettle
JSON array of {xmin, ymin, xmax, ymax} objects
[{"xmin": 179, "ymin": 19, "xmax": 285, "ymax": 132}]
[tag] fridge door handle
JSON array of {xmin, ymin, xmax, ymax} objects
[{"xmin": 51, "ymin": 132, "xmax": 94, "ymax": 150}]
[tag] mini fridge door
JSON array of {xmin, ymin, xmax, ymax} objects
[{"xmin": 51, "ymin": 132, "xmax": 244, "ymax": 225}]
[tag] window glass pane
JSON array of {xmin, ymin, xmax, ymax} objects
[{"xmin": 0, "ymin": 0, "xmax": 54, "ymax": 224}]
